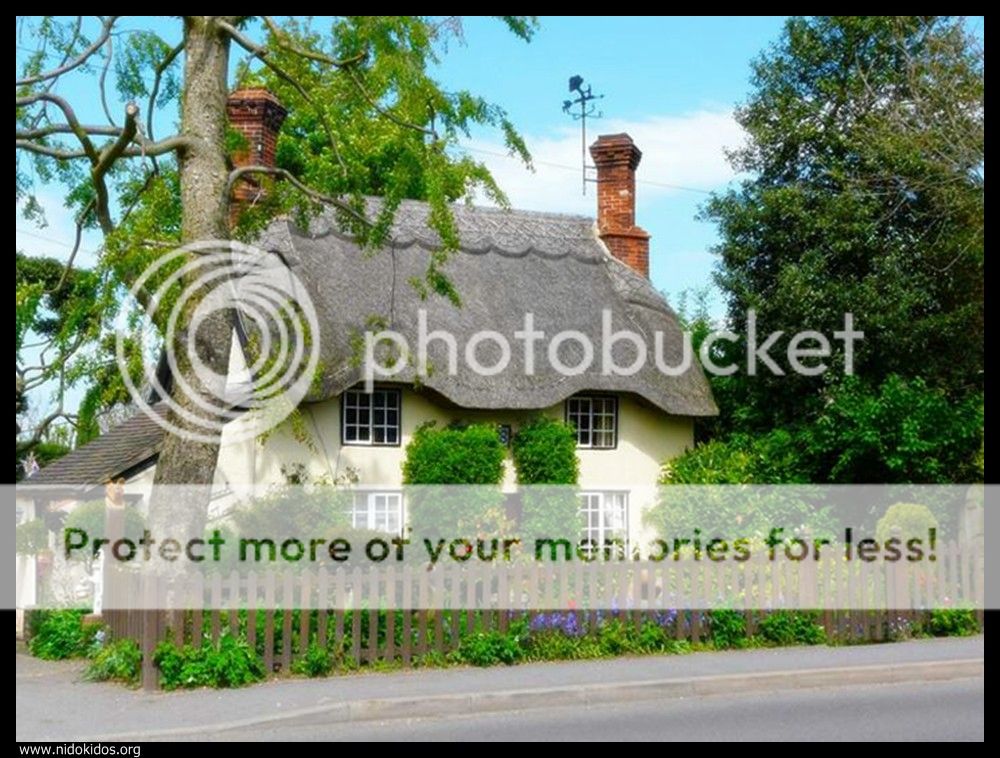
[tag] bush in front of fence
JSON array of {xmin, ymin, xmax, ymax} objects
[
  {"xmin": 27, "ymin": 605, "xmax": 982, "ymax": 689},
  {"xmin": 26, "ymin": 608, "xmax": 101, "ymax": 660},
  {"xmin": 926, "ymin": 607, "xmax": 980, "ymax": 637},
  {"xmin": 85, "ymin": 639, "xmax": 143, "ymax": 685},
  {"xmin": 153, "ymin": 635, "xmax": 264, "ymax": 690},
  {"xmin": 756, "ymin": 610, "xmax": 827, "ymax": 646}
]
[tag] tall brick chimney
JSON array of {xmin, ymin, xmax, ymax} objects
[
  {"xmin": 227, "ymin": 88, "xmax": 287, "ymax": 224},
  {"xmin": 589, "ymin": 133, "xmax": 650, "ymax": 277}
]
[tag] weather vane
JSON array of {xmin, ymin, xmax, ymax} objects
[{"xmin": 562, "ymin": 75, "xmax": 604, "ymax": 195}]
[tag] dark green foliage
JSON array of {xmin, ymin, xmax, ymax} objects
[
  {"xmin": 705, "ymin": 17, "xmax": 983, "ymax": 437},
  {"xmin": 662, "ymin": 376, "xmax": 982, "ymax": 486},
  {"xmin": 15, "ymin": 441, "xmax": 70, "ymax": 482},
  {"xmin": 691, "ymin": 17, "xmax": 984, "ymax": 487},
  {"xmin": 458, "ymin": 630, "xmax": 524, "ymax": 666},
  {"xmin": 512, "ymin": 418, "xmax": 579, "ymax": 484},
  {"xmin": 154, "ymin": 636, "xmax": 265, "ymax": 690},
  {"xmin": 28, "ymin": 610, "xmax": 99, "ymax": 660},
  {"xmin": 404, "ymin": 423, "xmax": 508, "ymax": 540},
  {"xmin": 926, "ymin": 608, "xmax": 979, "ymax": 637},
  {"xmin": 291, "ymin": 643, "xmax": 333, "ymax": 677},
  {"xmin": 512, "ymin": 418, "xmax": 582, "ymax": 542},
  {"xmin": 708, "ymin": 609, "xmax": 748, "ymax": 649},
  {"xmin": 806, "ymin": 376, "xmax": 983, "ymax": 483},
  {"xmin": 85, "ymin": 639, "xmax": 142, "ymax": 685},
  {"xmin": 757, "ymin": 610, "xmax": 826, "ymax": 646},
  {"xmin": 403, "ymin": 423, "xmax": 506, "ymax": 485}
]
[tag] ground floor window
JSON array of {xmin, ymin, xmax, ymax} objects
[
  {"xmin": 578, "ymin": 491, "xmax": 628, "ymax": 549},
  {"xmin": 349, "ymin": 491, "xmax": 403, "ymax": 534}
]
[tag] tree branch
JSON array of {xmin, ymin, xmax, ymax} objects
[
  {"xmin": 46, "ymin": 199, "xmax": 94, "ymax": 295},
  {"xmin": 219, "ymin": 19, "xmax": 348, "ymax": 176},
  {"xmin": 147, "ymin": 41, "xmax": 185, "ymax": 146},
  {"xmin": 98, "ymin": 33, "xmax": 117, "ymax": 127},
  {"xmin": 227, "ymin": 165, "xmax": 370, "ymax": 226},
  {"xmin": 17, "ymin": 92, "xmax": 100, "ymax": 163},
  {"xmin": 261, "ymin": 16, "xmax": 366, "ymax": 67},
  {"xmin": 90, "ymin": 103, "xmax": 141, "ymax": 233},
  {"xmin": 344, "ymin": 66, "xmax": 437, "ymax": 138},
  {"xmin": 16, "ymin": 123, "xmax": 122, "ymax": 140},
  {"xmin": 16, "ymin": 16, "xmax": 120, "ymax": 87}
]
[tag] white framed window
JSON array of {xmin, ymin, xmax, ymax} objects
[
  {"xmin": 350, "ymin": 491, "xmax": 403, "ymax": 534},
  {"xmin": 342, "ymin": 387, "xmax": 401, "ymax": 446},
  {"xmin": 566, "ymin": 395, "xmax": 618, "ymax": 449},
  {"xmin": 578, "ymin": 491, "xmax": 628, "ymax": 548}
]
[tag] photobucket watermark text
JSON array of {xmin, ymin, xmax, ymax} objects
[{"xmin": 363, "ymin": 309, "xmax": 862, "ymax": 390}]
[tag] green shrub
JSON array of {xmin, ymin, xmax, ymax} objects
[
  {"xmin": 512, "ymin": 418, "xmax": 581, "ymax": 542},
  {"xmin": 28, "ymin": 610, "xmax": 99, "ymax": 660},
  {"xmin": 525, "ymin": 631, "xmax": 599, "ymax": 661},
  {"xmin": 403, "ymin": 423, "xmax": 506, "ymax": 485},
  {"xmin": 85, "ymin": 639, "xmax": 142, "ymax": 684},
  {"xmin": 758, "ymin": 610, "xmax": 826, "ymax": 646},
  {"xmin": 926, "ymin": 608, "xmax": 979, "ymax": 637},
  {"xmin": 635, "ymin": 621, "xmax": 674, "ymax": 653},
  {"xmin": 458, "ymin": 631, "xmax": 523, "ymax": 666},
  {"xmin": 63, "ymin": 501, "xmax": 147, "ymax": 570},
  {"xmin": 708, "ymin": 609, "xmax": 747, "ymax": 649},
  {"xmin": 875, "ymin": 502, "xmax": 939, "ymax": 544},
  {"xmin": 807, "ymin": 376, "xmax": 983, "ymax": 483},
  {"xmin": 660, "ymin": 429, "xmax": 809, "ymax": 485},
  {"xmin": 512, "ymin": 417, "xmax": 579, "ymax": 484},
  {"xmin": 597, "ymin": 619, "xmax": 631, "ymax": 656},
  {"xmin": 291, "ymin": 643, "xmax": 333, "ymax": 677},
  {"xmin": 404, "ymin": 423, "xmax": 508, "ymax": 538},
  {"xmin": 154, "ymin": 636, "xmax": 264, "ymax": 689}
]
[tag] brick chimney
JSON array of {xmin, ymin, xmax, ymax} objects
[
  {"xmin": 227, "ymin": 88, "xmax": 287, "ymax": 224},
  {"xmin": 589, "ymin": 133, "xmax": 650, "ymax": 277}
]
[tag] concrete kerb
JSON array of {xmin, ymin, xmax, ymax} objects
[{"xmin": 90, "ymin": 657, "xmax": 984, "ymax": 741}]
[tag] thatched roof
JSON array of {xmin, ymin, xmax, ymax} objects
[
  {"xmin": 25, "ymin": 200, "xmax": 716, "ymax": 489},
  {"xmin": 259, "ymin": 200, "xmax": 717, "ymax": 417}
]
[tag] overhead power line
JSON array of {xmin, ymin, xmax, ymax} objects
[{"xmin": 458, "ymin": 144, "xmax": 715, "ymax": 195}]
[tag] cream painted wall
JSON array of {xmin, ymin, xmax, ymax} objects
[
  {"xmin": 36, "ymin": 386, "xmax": 690, "ymax": 544},
  {"xmin": 212, "ymin": 386, "xmax": 692, "ymax": 542}
]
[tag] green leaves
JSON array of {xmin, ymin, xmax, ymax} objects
[
  {"xmin": 701, "ymin": 17, "xmax": 983, "ymax": 484},
  {"xmin": 403, "ymin": 422, "xmax": 506, "ymax": 485}
]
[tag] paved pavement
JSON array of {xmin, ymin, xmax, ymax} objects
[
  {"xmin": 234, "ymin": 678, "xmax": 985, "ymax": 742},
  {"xmin": 16, "ymin": 635, "xmax": 984, "ymax": 741}
]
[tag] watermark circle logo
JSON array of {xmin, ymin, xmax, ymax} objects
[{"xmin": 115, "ymin": 240, "xmax": 321, "ymax": 444}]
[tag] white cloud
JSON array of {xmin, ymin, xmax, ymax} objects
[{"xmin": 462, "ymin": 109, "xmax": 745, "ymax": 214}]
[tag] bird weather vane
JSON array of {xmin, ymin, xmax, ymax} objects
[{"xmin": 562, "ymin": 75, "xmax": 604, "ymax": 195}]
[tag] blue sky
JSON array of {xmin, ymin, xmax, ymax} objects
[
  {"xmin": 436, "ymin": 16, "xmax": 789, "ymax": 311},
  {"xmin": 17, "ymin": 16, "xmax": 792, "ymax": 423},
  {"xmin": 17, "ymin": 16, "xmax": 790, "ymax": 312}
]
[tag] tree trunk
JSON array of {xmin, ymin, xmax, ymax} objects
[{"xmin": 148, "ymin": 17, "xmax": 234, "ymax": 541}]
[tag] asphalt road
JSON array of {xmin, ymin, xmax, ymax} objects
[{"xmin": 232, "ymin": 677, "xmax": 984, "ymax": 742}]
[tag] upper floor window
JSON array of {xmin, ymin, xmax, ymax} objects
[
  {"xmin": 342, "ymin": 388, "xmax": 401, "ymax": 446},
  {"xmin": 566, "ymin": 395, "xmax": 618, "ymax": 449}
]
